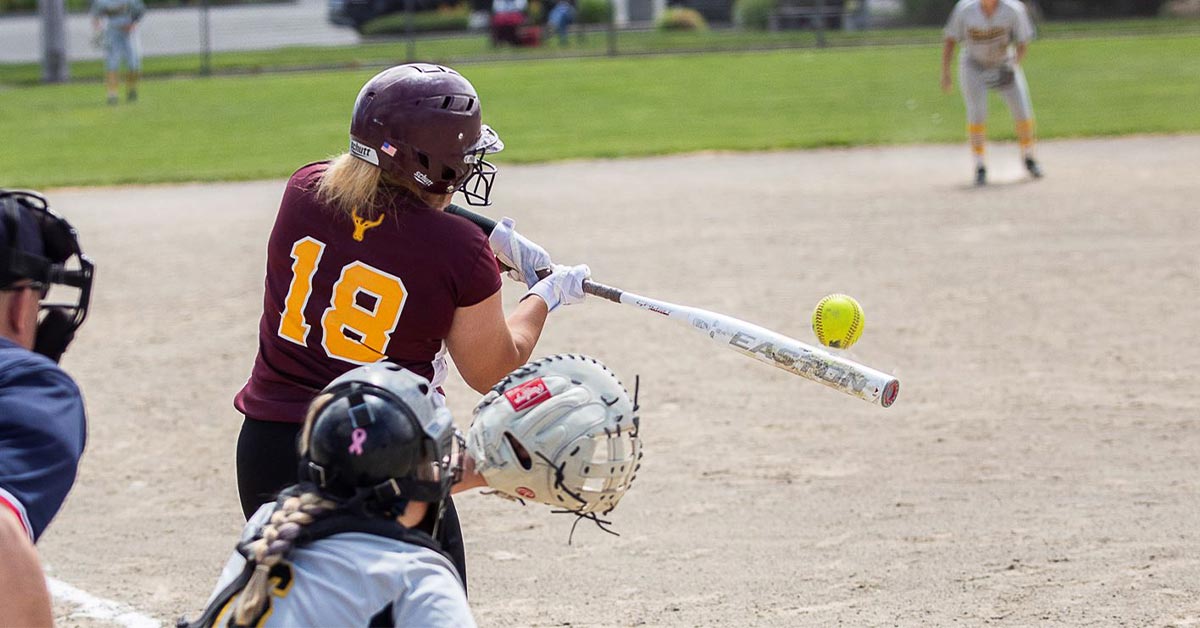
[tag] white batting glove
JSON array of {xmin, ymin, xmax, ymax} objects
[
  {"xmin": 489, "ymin": 217, "xmax": 552, "ymax": 289},
  {"xmin": 524, "ymin": 264, "xmax": 590, "ymax": 312}
]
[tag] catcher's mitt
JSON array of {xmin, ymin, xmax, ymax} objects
[
  {"xmin": 985, "ymin": 63, "xmax": 1016, "ymax": 89},
  {"xmin": 467, "ymin": 354, "xmax": 642, "ymax": 530}
]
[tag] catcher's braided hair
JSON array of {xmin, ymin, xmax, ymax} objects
[{"xmin": 231, "ymin": 490, "xmax": 337, "ymax": 627}]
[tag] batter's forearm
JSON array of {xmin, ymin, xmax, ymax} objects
[
  {"xmin": 505, "ymin": 297, "xmax": 548, "ymax": 366},
  {"xmin": 1015, "ymin": 43, "xmax": 1028, "ymax": 64}
]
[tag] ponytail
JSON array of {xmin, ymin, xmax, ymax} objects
[
  {"xmin": 315, "ymin": 153, "xmax": 452, "ymax": 221},
  {"xmin": 231, "ymin": 491, "xmax": 337, "ymax": 626},
  {"xmin": 315, "ymin": 153, "xmax": 383, "ymax": 220}
]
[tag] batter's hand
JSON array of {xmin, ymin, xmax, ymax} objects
[
  {"xmin": 524, "ymin": 263, "xmax": 590, "ymax": 312},
  {"xmin": 489, "ymin": 217, "xmax": 552, "ymax": 288},
  {"xmin": 941, "ymin": 72, "xmax": 953, "ymax": 94}
]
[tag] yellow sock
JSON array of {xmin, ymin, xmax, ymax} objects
[
  {"xmin": 1015, "ymin": 119, "xmax": 1036, "ymax": 155},
  {"xmin": 968, "ymin": 123, "xmax": 986, "ymax": 164}
]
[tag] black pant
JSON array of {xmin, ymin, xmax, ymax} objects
[{"xmin": 235, "ymin": 417, "xmax": 469, "ymax": 589}]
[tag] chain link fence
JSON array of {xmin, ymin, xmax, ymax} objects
[
  {"xmin": 1, "ymin": 0, "xmax": 1197, "ymax": 85},
  {"xmin": 0, "ymin": 0, "xmax": 938, "ymax": 84}
]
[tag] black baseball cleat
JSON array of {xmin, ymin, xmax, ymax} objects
[
  {"xmin": 1024, "ymin": 156, "xmax": 1043, "ymax": 179},
  {"xmin": 975, "ymin": 166, "xmax": 987, "ymax": 186},
  {"xmin": 127, "ymin": 89, "xmax": 138, "ymax": 103}
]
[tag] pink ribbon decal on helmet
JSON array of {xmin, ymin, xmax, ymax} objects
[{"xmin": 348, "ymin": 428, "xmax": 368, "ymax": 456}]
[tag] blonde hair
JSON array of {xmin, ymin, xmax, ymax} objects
[
  {"xmin": 232, "ymin": 491, "xmax": 338, "ymax": 626},
  {"xmin": 315, "ymin": 153, "xmax": 452, "ymax": 220}
]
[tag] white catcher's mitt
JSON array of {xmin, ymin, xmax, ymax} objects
[{"xmin": 467, "ymin": 354, "xmax": 642, "ymax": 527}]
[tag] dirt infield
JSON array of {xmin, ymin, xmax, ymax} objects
[{"xmin": 37, "ymin": 136, "xmax": 1200, "ymax": 627}]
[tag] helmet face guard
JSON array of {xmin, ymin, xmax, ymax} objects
[
  {"xmin": 457, "ymin": 125, "xmax": 504, "ymax": 206},
  {"xmin": 0, "ymin": 190, "xmax": 94, "ymax": 362}
]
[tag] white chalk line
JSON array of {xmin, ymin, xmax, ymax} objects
[{"xmin": 46, "ymin": 576, "xmax": 162, "ymax": 628}]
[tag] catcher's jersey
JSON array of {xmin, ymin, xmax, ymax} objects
[
  {"xmin": 204, "ymin": 503, "xmax": 476, "ymax": 627},
  {"xmin": 0, "ymin": 336, "xmax": 87, "ymax": 542},
  {"xmin": 943, "ymin": 0, "xmax": 1034, "ymax": 68},
  {"xmin": 236, "ymin": 162, "xmax": 501, "ymax": 423}
]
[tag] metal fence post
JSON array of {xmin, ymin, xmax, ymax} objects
[
  {"xmin": 405, "ymin": 0, "xmax": 416, "ymax": 62},
  {"xmin": 200, "ymin": 0, "xmax": 212, "ymax": 75},
  {"xmin": 606, "ymin": 0, "xmax": 616, "ymax": 56},
  {"xmin": 814, "ymin": 0, "xmax": 826, "ymax": 48},
  {"xmin": 39, "ymin": 0, "xmax": 69, "ymax": 83}
]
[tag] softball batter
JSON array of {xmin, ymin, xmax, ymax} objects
[
  {"xmin": 233, "ymin": 62, "xmax": 589, "ymax": 589},
  {"xmin": 941, "ymin": 0, "xmax": 1042, "ymax": 185}
]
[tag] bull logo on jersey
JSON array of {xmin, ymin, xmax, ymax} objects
[{"xmin": 351, "ymin": 207, "xmax": 385, "ymax": 242}]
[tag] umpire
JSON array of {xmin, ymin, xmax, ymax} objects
[{"xmin": 0, "ymin": 190, "xmax": 94, "ymax": 626}]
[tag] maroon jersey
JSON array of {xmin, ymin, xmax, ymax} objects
[{"xmin": 235, "ymin": 162, "xmax": 501, "ymax": 423}]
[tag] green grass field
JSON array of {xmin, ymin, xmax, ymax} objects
[
  {"xmin": 1, "ymin": 18, "xmax": 1198, "ymax": 86},
  {"xmin": 2, "ymin": 33, "xmax": 1198, "ymax": 188}
]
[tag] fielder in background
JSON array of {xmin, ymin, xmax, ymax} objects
[
  {"xmin": 941, "ymin": 0, "xmax": 1043, "ymax": 185},
  {"xmin": 184, "ymin": 355, "xmax": 640, "ymax": 627},
  {"xmin": 91, "ymin": 0, "xmax": 145, "ymax": 105},
  {"xmin": 233, "ymin": 61, "xmax": 589, "ymax": 591},
  {"xmin": 0, "ymin": 190, "xmax": 95, "ymax": 627}
]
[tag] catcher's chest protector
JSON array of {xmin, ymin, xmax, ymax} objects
[{"xmin": 180, "ymin": 516, "xmax": 454, "ymax": 628}]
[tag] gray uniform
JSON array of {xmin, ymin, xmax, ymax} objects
[
  {"xmin": 944, "ymin": 0, "xmax": 1035, "ymax": 125},
  {"xmin": 203, "ymin": 503, "xmax": 477, "ymax": 627},
  {"xmin": 89, "ymin": 0, "xmax": 145, "ymax": 73}
]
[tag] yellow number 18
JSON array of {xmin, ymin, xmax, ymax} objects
[{"xmin": 277, "ymin": 236, "xmax": 408, "ymax": 365}]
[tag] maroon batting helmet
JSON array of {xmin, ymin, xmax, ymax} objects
[{"xmin": 349, "ymin": 63, "xmax": 504, "ymax": 206}]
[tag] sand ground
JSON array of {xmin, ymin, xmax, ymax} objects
[{"xmin": 36, "ymin": 136, "xmax": 1200, "ymax": 627}]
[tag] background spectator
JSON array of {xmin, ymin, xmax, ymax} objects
[{"xmin": 90, "ymin": 0, "xmax": 146, "ymax": 104}]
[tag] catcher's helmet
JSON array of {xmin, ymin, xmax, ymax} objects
[
  {"xmin": 0, "ymin": 189, "xmax": 95, "ymax": 362},
  {"xmin": 301, "ymin": 363, "xmax": 459, "ymax": 511},
  {"xmin": 348, "ymin": 63, "xmax": 504, "ymax": 206}
]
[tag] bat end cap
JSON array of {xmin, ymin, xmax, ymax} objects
[{"xmin": 881, "ymin": 379, "xmax": 900, "ymax": 408}]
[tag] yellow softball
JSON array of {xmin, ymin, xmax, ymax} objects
[{"xmin": 812, "ymin": 294, "xmax": 865, "ymax": 349}]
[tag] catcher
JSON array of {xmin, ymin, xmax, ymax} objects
[
  {"xmin": 940, "ymin": 0, "xmax": 1042, "ymax": 185},
  {"xmin": 181, "ymin": 354, "xmax": 640, "ymax": 627}
]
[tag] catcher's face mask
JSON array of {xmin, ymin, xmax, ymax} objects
[{"xmin": 0, "ymin": 190, "xmax": 95, "ymax": 362}]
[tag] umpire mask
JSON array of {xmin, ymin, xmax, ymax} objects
[{"xmin": 0, "ymin": 190, "xmax": 95, "ymax": 362}]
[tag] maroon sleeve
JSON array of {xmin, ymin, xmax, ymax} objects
[{"xmin": 454, "ymin": 225, "xmax": 502, "ymax": 308}]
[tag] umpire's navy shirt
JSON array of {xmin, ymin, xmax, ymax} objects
[{"xmin": 0, "ymin": 335, "xmax": 86, "ymax": 541}]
